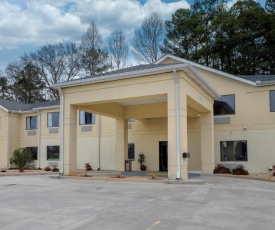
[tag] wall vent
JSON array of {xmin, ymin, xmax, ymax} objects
[
  {"xmin": 48, "ymin": 161, "xmax": 58, "ymax": 167},
  {"xmin": 214, "ymin": 117, "xmax": 231, "ymax": 124},
  {"xmin": 49, "ymin": 128, "xmax": 59, "ymax": 134},
  {"xmin": 81, "ymin": 126, "xmax": 92, "ymax": 132},
  {"xmin": 27, "ymin": 130, "xmax": 36, "ymax": 136}
]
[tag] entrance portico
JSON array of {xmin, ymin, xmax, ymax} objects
[{"xmin": 54, "ymin": 64, "xmax": 219, "ymax": 179}]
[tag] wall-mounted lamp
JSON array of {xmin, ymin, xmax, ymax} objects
[{"xmin": 243, "ymin": 126, "xmax": 247, "ymax": 130}]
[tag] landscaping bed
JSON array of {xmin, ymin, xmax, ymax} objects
[
  {"xmin": 0, "ymin": 169, "xmax": 57, "ymax": 176},
  {"xmin": 217, "ymin": 173, "xmax": 275, "ymax": 182}
]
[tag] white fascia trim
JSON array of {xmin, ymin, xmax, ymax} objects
[
  {"xmin": 183, "ymin": 65, "xmax": 220, "ymax": 99},
  {"xmin": 155, "ymin": 54, "xmax": 257, "ymax": 86},
  {"xmin": 0, "ymin": 105, "xmax": 9, "ymax": 112},
  {"xmin": 51, "ymin": 64, "xmax": 188, "ymax": 89},
  {"xmin": 51, "ymin": 63, "xmax": 219, "ymax": 99}
]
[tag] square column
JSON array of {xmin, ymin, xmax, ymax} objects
[
  {"xmin": 168, "ymin": 92, "xmax": 188, "ymax": 180},
  {"xmin": 63, "ymin": 104, "xmax": 77, "ymax": 176},
  {"xmin": 201, "ymin": 112, "xmax": 215, "ymax": 173},
  {"xmin": 115, "ymin": 118, "xmax": 128, "ymax": 172}
]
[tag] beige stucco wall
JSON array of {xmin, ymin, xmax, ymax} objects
[
  {"xmin": 0, "ymin": 109, "xmax": 9, "ymax": 168},
  {"xmin": 187, "ymin": 117, "xmax": 201, "ymax": 171},
  {"xmin": 61, "ymin": 69, "xmax": 215, "ymax": 178},
  {"xmin": 128, "ymin": 117, "xmax": 168, "ymax": 171},
  {"xmin": 194, "ymin": 67, "xmax": 275, "ymax": 173}
]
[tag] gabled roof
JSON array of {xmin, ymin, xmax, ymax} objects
[
  {"xmin": 51, "ymin": 63, "xmax": 220, "ymax": 99},
  {"xmin": 0, "ymin": 99, "xmax": 60, "ymax": 113},
  {"xmin": 156, "ymin": 54, "xmax": 275, "ymax": 86}
]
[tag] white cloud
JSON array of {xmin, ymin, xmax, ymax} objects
[{"xmin": 0, "ymin": 0, "xmax": 189, "ymax": 50}]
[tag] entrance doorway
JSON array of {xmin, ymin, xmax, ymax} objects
[{"xmin": 159, "ymin": 141, "xmax": 168, "ymax": 172}]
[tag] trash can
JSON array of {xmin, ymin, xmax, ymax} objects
[{"xmin": 125, "ymin": 160, "xmax": 132, "ymax": 172}]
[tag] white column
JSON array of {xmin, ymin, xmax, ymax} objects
[
  {"xmin": 63, "ymin": 104, "xmax": 77, "ymax": 176},
  {"xmin": 201, "ymin": 112, "xmax": 215, "ymax": 173},
  {"xmin": 115, "ymin": 118, "xmax": 128, "ymax": 172}
]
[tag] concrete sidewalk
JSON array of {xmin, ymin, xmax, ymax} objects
[{"xmin": 0, "ymin": 175, "xmax": 275, "ymax": 230}]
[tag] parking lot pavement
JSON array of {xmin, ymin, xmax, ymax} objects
[{"xmin": 0, "ymin": 175, "xmax": 275, "ymax": 230}]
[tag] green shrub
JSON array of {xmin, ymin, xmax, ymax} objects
[
  {"xmin": 232, "ymin": 165, "xmax": 249, "ymax": 175},
  {"xmin": 213, "ymin": 164, "xmax": 231, "ymax": 174},
  {"xmin": 10, "ymin": 148, "xmax": 33, "ymax": 172}
]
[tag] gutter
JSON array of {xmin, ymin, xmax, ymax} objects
[
  {"xmin": 98, "ymin": 115, "xmax": 101, "ymax": 170},
  {"xmin": 173, "ymin": 68, "xmax": 181, "ymax": 179},
  {"xmin": 7, "ymin": 111, "xmax": 13, "ymax": 169},
  {"xmin": 58, "ymin": 87, "xmax": 65, "ymax": 175},
  {"xmin": 37, "ymin": 110, "xmax": 41, "ymax": 169}
]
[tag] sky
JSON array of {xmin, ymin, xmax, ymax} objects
[{"xmin": 0, "ymin": 0, "xmax": 267, "ymax": 70}]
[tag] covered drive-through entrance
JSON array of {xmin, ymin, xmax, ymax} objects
[{"xmin": 53, "ymin": 63, "xmax": 219, "ymax": 179}]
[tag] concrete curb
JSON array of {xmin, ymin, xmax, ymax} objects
[
  {"xmin": 49, "ymin": 175, "xmax": 205, "ymax": 185},
  {"xmin": 166, "ymin": 180, "xmax": 205, "ymax": 185}
]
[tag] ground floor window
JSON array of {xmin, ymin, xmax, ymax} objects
[
  {"xmin": 26, "ymin": 147, "xmax": 38, "ymax": 160},
  {"xmin": 220, "ymin": 141, "xmax": 247, "ymax": 161},
  {"xmin": 47, "ymin": 146, "xmax": 60, "ymax": 160},
  {"xmin": 128, "ymin": 143, "xmax": 135, "ymax": 160}
]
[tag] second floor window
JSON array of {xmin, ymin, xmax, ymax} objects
[
  {"xmin": 79, "ymin": 111, "xmax": 95, "ymax": 125},
  {"xmin": 214, "ymin": 94, "xmax": 235, "ymax": 116},
  {"xmin": 47, "ymin": 112, "xmax": 60, "ymax": 127},
  {"xmin": 26, "ymin": 116, "xmax": 37, "ymax": 130}
]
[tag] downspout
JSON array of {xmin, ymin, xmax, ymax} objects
[
  {"xmin": 58, "ymin": 86, "xmax": 65, "ymax": 174},
  {"xmin": 173, "ymin": 68, "xmax": 181, "ymax": 179},
  {"xmin": 98, "ymin": 115, "xmax": 101, "ymax": 170},
  {"xmin": 7, "ymin": 111, "xmax": 13, "ymax": 169},
  {"xmin": 37, "ymin": 110, "xmax": 41, "ymax": 169}
]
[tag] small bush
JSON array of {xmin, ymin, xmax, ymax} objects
[
  {"xmin": 1, "ymin": 170, "xmax": 7, "ymax": 173},
  {"xmin": 115, "ymin": 172, "xmax": 121, "ymax": 178},
  {"xmin": 10, "ymin": 148, "xmax": 33, "ymax": 172},
  {"xmin": 232, "ymin": 165, "xmax": 249, "ymax": 175},
  {"xmin": 213, "ymin": 164, "xmax": 231, "ymax": 174},
  {"xmin": 52, "ymin": 167, "xmax": 59, "ymax": 172},
  {"xmin": 44, "ymin": 166, "xmax": 51, "ymax": 171},
  {"xmin": 84, "ymin": 163, "xmax": 92, "ymax": 171},
  {"xmin": 150, "ymin": 171, "xmax": 156, "ymax": 179}
]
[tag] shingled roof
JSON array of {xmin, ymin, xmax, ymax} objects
[
  {"xmin": 0, "ymin": 99, "xmax": 60, "ymax": 112},
  {"xmin": 66, "ymin": 63, "xmax": 178, "ymax": 83},
  {"xmin": 237, "ymin": 75, "xmax": 275, "ymax": 83}
]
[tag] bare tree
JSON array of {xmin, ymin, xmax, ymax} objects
[
  {"xmin": 108, "ymin": 30, "xmax": 129, "ymax": 69},
  {"xmin": 81, "ymin": 21, "xmax": 110, "ymax": 76},
  {"xmin": 132, "ymin": 12, "xmax": 165, "ymax": 64},
  {"xmin": 25, "ymin": 42, "xmax": 81, "ymax": 100}
]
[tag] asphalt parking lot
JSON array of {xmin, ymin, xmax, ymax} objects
[{"xmin": 0, "ymin": 175, "xmax": 275, "ymax": 230}]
